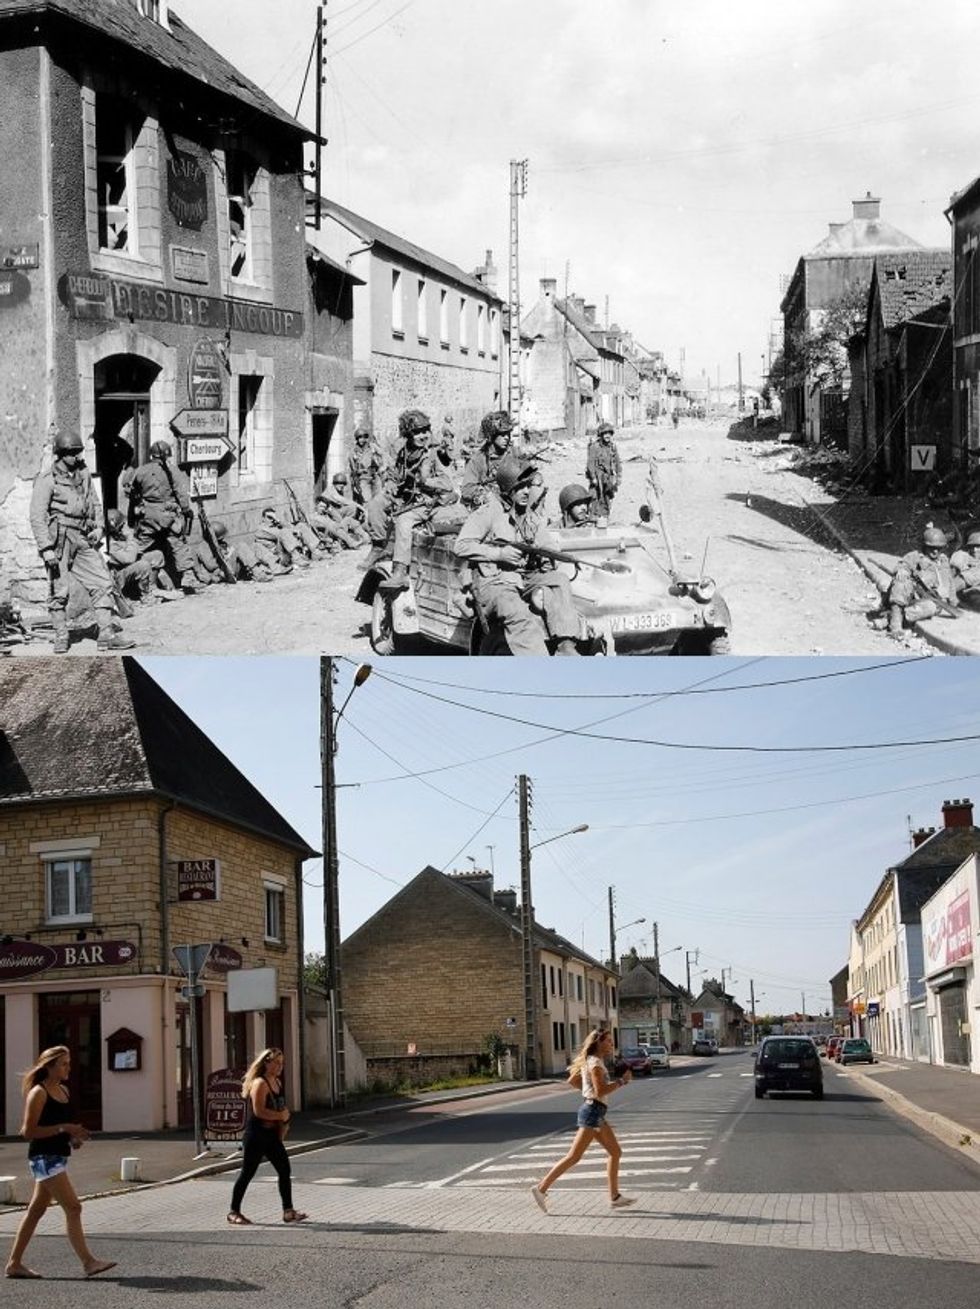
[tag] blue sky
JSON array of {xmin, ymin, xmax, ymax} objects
[
  {"xmin": 175, "ymin": 0, "xmax": 978, "ymax": 382},
  {"xmin": 142, "ymin": 655, "xmax": 980, "ymax": 1018}
]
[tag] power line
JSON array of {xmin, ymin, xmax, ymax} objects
[{"xmin": 439, "ymin": 787, "xmax": 516, "ymax": 873}]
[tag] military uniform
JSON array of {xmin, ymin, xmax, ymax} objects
[
  {"xmin": 312, "ymin": 484, "xmax": 369, "ymax": 548},
  {"xmin": 348, "ymin": 436, "xmax": 385, "ymax": 504},
  {"xmin": 255, "ymin": 511, "xmax": 321, "ymax": 568},
  {"xmin": 460, "ymin": 447, "xmax": 512, "ymax": 508},
  {"xmin": 193, "ymin": 533, "xmax": 276, "ymax": 584},
  {"xmin": 388, "ymin": 444, "xmax": 461, "ymax": 567},
  {"xmin": 585, "ymin": 429, "xmax": 622, "ymax": 518},
  {"xmin": 887, "ymin": 549, "xmax": 957, "ymax": 627},
  {"xmin": 127, "ymin": 451, "xmax": 199, "ymax": 588},
  {"xmin": 454, "ymin": 497, "xmax": 580, "ymax": 656},
  {"xmin": 106, "ymin": 521, "xmax": 155, "ymax": 599}
]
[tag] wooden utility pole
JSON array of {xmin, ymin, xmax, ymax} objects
[
  {"xmin": 320, "ymin": 657, "xmax": 345, "ymax": 1106},
  {"xmin": 508, "ymin": 160, "xmax": 528, "ymax": 425},
  {"xmin": 653, "ymin": 921, "xmax": 662, "ymax": 1043},
  {"xmin": 750, "ymin": 979, "xmax": 757, "ymax": 1045},
  {"xmin": 314, "ymin": 5, "xmax": 325, "ymax": 230},
  {"xmin": 518, "ymin": 774, "xmax": 537, "ymax": 1079},
  {"xmin": 608, "ymin": 886, "xmax": 617, "ymax": 970}
]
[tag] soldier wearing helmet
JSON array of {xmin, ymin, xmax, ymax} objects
[
  {"xmin": 127, "ymin": 438, "xmax": 201, "ymax": 593},
  {"xmin": 309, "ymin": 475, "xmax": 368, "ymax": 552},
  {"xmin": 348, "ymin": 425, "xmax": 385, "ymax": 505},
  {"xmin": 885, "ymin": 522, "xmax": 957, "ymax": 635},
  {"xmin": 558, "ymin": 483, "xmax": 595, "ymax": 529},
  {"xmin": 378, "ymin": 409, "xmax": 461, "ymax": 592},
  {"xmin": 193, "ymin": 519, "xmax": 278, "ymax": 585},
  {"xmin": 29, "ymin": 424, "xmax": 134, "ymax": 651},
  {"xmin": 585, "ymin": 421, "xmax": 622, "ymax": 520},
  {"xmin": 255, "ymin": 505, "xmax": 328, "ymax": 570},
  {"xmin": 951, "ymin": 528, "xmax": 980, "ymax": 600},
  {"xmin": 460, "ymin": 411, "xmax": 514, "ymax": 509},
  {"xmin": 454, "ymin": 459, "xmax": 581, "ymax": 655},
  {"xmin": 104, "ymin": 507, "xmax": 160, "ymax": 602}
]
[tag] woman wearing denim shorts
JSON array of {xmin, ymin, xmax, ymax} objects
[
  {"xmin": 530, "ymin": 1028, "xmax": 635, "ymax": 1212},
  {"xmin": 5, "ymin": 1045, "xmax": 115, "ymax": 1279}
]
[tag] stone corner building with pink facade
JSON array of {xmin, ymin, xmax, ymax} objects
[
  {"xmin": 0, "ymin": 0, "xmax": 358, "ymax": 604},
  {"xmin": 0, "ymin": 656, "xmax": 315, "ymax": 1134}
]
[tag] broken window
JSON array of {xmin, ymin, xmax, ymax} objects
[
  {"xmin": 226, "ymin": 151, "xmax": 256, "ymax": 282},
  {"xmin": 237, "ymin": 374, "xmax": 261, "ymax": 473},
  {"xmin": 96, "ymin": 100, "xmax": 137, "ymax": 252}
]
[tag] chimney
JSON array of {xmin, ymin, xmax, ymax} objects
[
  {"xmin": 942, "ymin": 797, "xmax": 974, "ymax": 829},
  {"xmin": 540, "ymin": 277, "xmax": 557, "ymax": 300},
  {"xmin": 852, "ymin": 192, "xmax": 881, "ymax": 222},
  {"xmin": 912, "ymin": 826, "xmax": 936, "ymax": 849},
  {"xmin": 493, "ymin": 887, "xmax": 518, "ymax": 914},
  {"xmin": 828, "ymin": 221, "xmax": 845, "ymax": 238},
  {"xmin": 584, "ymin": 304, "xmax": 597, "ymax": 325},
  {"xmin": 570, "ymin": 295, "xmax": 585, "ymax": 317},
  {"xmin": 447, "ymin": 869, "xmax": 494, "ymax": 900}
]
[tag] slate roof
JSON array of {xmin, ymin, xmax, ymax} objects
[
  {"xmin": 872, "ymin": 250, "xmax": 951, "ymax": 330},
  {"xmin": 312, "ymin": 196, "xmax": 503, "ymax": 302},
  {"xmin": 0, "ymin": 658, "xmax": 315, "ymax": 854},
  {"xmin": 807, "ymin": 214, "xmax": 922, "ymax": 258},
  {"xmin": 618, "ymin": 957, "xmax": 688, "ymax": 1001},
  {"xmin": 0, "ymin": 0, "xmax": 308, "ymax": 137},
  {"xmin": 888, "ymin": 825, "xmax": 980, "ymax": 922}
]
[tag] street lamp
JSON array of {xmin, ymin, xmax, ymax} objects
[
  {"xmin": 519, "ymin": 772, "xmax": 587, "ymax": 1081},
  {"xmin": 321, "ymin": 658, "xmax": 371, "ymax": 1109}
]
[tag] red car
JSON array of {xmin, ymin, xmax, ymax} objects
[
  {"xmin": 825, "ymin": 1037, "xmax": 844, "ymax": 1061},
  {"xmin": 617, "ymin": 1046, "xmax": 652, "ymax": 1076}
]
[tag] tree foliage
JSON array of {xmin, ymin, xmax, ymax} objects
[
  {"xmin": 784, "ymin": 284, "xmax": 868, "ymax": 391},
  {"xmin": 303, "ymin": 951, "xmax": 327, "ymax": 989}
]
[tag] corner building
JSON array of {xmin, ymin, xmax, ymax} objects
[
  {"xmin": 0, "ymin": 0, "xmax": 316, "ymax": 600},
  {"xmin": 0, "ymin": 657, "xmax": 315, "ymax": 1134}
]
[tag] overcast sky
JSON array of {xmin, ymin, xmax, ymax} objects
[
  {"xmin": 175, "ymin": 0, "xmax": 979, "ymax": 385},
  {"xmin": 143, "ymin": 654, "xmax": 980, "ymax": 1019}
]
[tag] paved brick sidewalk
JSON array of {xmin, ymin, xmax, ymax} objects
[{"xmin": 841, "ymin": 1056, "xmax": 980, "ymax": 1159}]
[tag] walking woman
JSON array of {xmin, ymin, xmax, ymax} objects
[
  {"xmin": 530, "ymin": 1028, "xmax": 635, "ymax": 1213},
  {"xmin": 5, "ymin": 1046, "xmax": 116, "ymax": 1279},
  {"xmin": 227, "ymin": 1048, "xmax": 307, "ymax": 1225}
]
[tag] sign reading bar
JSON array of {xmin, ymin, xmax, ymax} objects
[
  {"xmin": 205, "ymin": 1067, "xmax": 247, "ymax": 1141},
  {"xmin": 59, "ymin": 272, "xmax": 303, "ymax": 338},
  {"xmin": 177, "ymin": 858, "xmax": 221, "ymax": 901},
  {"xmin": 52, "ymin": 940, "xmax": 137, "ymax": 969},
  {"xmin": 172, "ymin": 409, "xmax": 229, "ymax": 437}
]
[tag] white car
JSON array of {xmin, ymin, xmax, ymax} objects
[{"xmin": 641, "ymin": 1043, "xmax": 671, "ymax": 1070}]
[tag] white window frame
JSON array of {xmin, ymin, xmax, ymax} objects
[
  {"xmin": 263, "ymin": 875, "xmax": 287, "ymax": 944},
  {"xmin": 97, "ymin": 114, "xmax": 137, "ymax": 256},
  {"xmin": 439, "ymin": 288, "xmax": 449, "ymax": 344},
  {"xmin": 417, "ymin": 277, "xmax": 427, "ymax": 341},
  {"xmin": 477, "ymin": 302, "xmax": 486, "ymax": 354},
  {"xmin": 213, "ymin": 148, "xmax": 273, "ymax": 301},
  {"xmin": 459, "ymin": 294, "xmax": 468, "ymax": 351},
  {"xmin": 490, "ymin": 306, "xmax": 499, "ymax": 359},
  {"xmin": 391, "ymin": 268, "xmax": 404, "ymax": 335},
  {"xmin": 44, "ymin": 852, "xmax": 94, "ymax": 925},
  {"xmin": 230, "ymin": 353, "xmax": 274, "ymax": 487}
]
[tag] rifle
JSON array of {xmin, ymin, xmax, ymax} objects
[
  {"xmin": 196, "ymin": 498, "xmax": 236, "ymax": 584},
  {"xmin": 491, "ymin": 538, "xmax": 618, "ymax": 574},
  {"xmin": 283, "ymin": 478, "xmax": 311, "ymax": 529},
  {"xmin": 882, "ymin": 561, "xmax": 959, "ymax": 619}
]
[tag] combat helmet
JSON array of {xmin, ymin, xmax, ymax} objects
[
  {"xmin": 480, "ymin": 410, "xmax": 513, "ymax": 445},
  {"xmin": 966, "ymin": 530, "xmax": 980, "ymax": 548},
  {"xmin": 106, "ymin": 509, "xmax": 126, "ymax": 531},
  {"xmin": 922, "ymin": 524, "xmax": 948, "ymax": 549},
  {"xmin": 149, "ymin": 439, "xmax": 173, "ymax": 460},
  {"xmin": 559, "ymin": 483, "xmax": 592, "ymax": 515},
  {"xmin": 52, "ymin": 428, "xmax": 84, "ymax": 455},
  {"xmin": 212, "ymin": 521, "xmax": 228, "ymax": 541},
  {"xmin": 496, "ymin": 458, "xmax": 537, "ymax": 500},
  {"xmin": 596, "ymin": 421, "xmax": 614, "ymax": 437},
  {"xmin": 398, "ymin": 409, "xmax": 431, "ymax": 441}
]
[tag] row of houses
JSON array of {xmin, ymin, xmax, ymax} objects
[
  {"xmin": 618, "ymin": 956, "xmax": 746, "ymax": 1051},
  {"xmin": 0, "ymin": 0, "xmax": 673, "ymax": 604},
  {"xmin": 779, "ymin": 186, "xmax": 980, "ymax": 492},
  {"xmin": 830, "ymin": 797, "xmax": 980, "ymax": 1075}
]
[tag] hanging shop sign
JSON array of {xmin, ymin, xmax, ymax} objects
[
  {"xmin": 177, "ymin": 857, "xmax": 221, "ymax": 902},
  {"xmin": 0, "ymin": 270, "xmax": 31, "ymax": 309},
  {"xmin": 52, "ymin": 940, "xmax": 138, "ymax": 969},
  {"xmin": 0, "ymin": 940, "xmax": 57, "ymax": 981},
  {"xmin": 166, "ymin": 150, "xmax": 208, "ymax": 230},
  {"xmin": 59, "ymin": 271, "xmax": 303, "ymax": 338},
  {"xmin": 205, "ymin": 1068, "xmax": 247, "ymax": 1141},
  {"xmin": 205, "ymin": 943, "xmax": 243, "ymax": 974},
  {"xmin": 188, "ymin": 337, "xmax": 224, "ymax": 410},
  {"xmin": 171, "ymin": 246, "xmax": 210, "ymax": 285}
]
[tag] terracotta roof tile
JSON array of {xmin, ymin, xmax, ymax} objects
[{"xmin": 873, "ymin": 249, "xmax": 951, "ymax": 330}]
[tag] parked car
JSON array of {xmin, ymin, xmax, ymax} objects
[
  {"xmin": 838, "ymin": 1038, "xmax": 875, "ymax": 1066},
  {"xmin": 618, "ymin": 1046, "xmax": 653, "ymax": 1076},
  {"xmin": 754, "ymin": 1036, "xmax": 823, "ymax": 1099},
  {"xmin": 642, "ymin": 1043, "xmax": 671, "ymax": 1071},
  {"xmin": 692, "ymin": 1038, "xmax": 718, "ymax": 1056},
  {"xmin": 825, "ymin": 1036, "xmax": 844, "ymax": 1061}
]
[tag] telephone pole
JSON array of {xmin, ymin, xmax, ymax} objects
[
  {"xmin": 685, "ymin": 948, "xmax": 698, "ymax": 996},
  {"xmin": 508, "ymin": 159, "xmax": 528, "ymax": 426},
  {"xmin": 608, "ymin": 886, "xmax": 617, "ymax": 970},
  {"xmin": 653, "ymin": 921, "xmax": 662, "ymax": 1043},
  {"xmin": 320, "ymin": 658, "xmax": 345, "ymax": 1105},
  {"xmin": 518, "ymin": 774, "xmax": 537, "ymax": 1080},
  {"xmin": 737, "ymin": 352, "xmax": 744, "ymax": 412},
  {"xmin": 313, "ymin": 6, "xmax": 326, "ymax": 230},
  {"xmin": 750, "ymin": 979, "xmax": 757, "ymax": 1045}
]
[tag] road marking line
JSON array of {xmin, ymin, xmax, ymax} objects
[
  {"xmin": 707, "ymin": 1073, "xmax": 723, "ymax": 1078},
  {"xmin": 425, "ymin": 1156, "xmax": 495, "ymax": 1188}
]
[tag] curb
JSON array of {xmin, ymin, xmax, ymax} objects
[{"xmin": 845, "ymin": 1065, "xmax": 980, "ymax": 1164}]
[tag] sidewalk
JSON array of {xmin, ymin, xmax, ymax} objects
[
  {"xmin": 0, "ymin": 1078, "xmax": 538, "ymax": 1211},
  {"xmin": 838, "ymin": 1053, "xmax": 980, "ymax": 1159}
]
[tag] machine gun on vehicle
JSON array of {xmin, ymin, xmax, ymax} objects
[
  {"xmin": 196, "ymin": 498, "xmax": 236, "ymax": 584},
  {"xmin": 490, "ymin": 537, "xmax": 619, "ymax": 574}
]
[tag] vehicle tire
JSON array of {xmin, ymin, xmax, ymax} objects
[
  {"xmin": 370, "ymin": 590, "xmax": 397, "ymax": 655},
  {"xmin": 754, "ymin": 1087, "xmax": 765, "ymax": 1099},
  {"xmin": 812, "ymin": 1087, "xmax": 824, "ymax": 1100},
  {"xmin": 708, "ymin": 632, "xmax": 732, "ymax": 656}
]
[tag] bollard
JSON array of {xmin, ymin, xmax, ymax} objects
[
  {"xmin": 119, "ymin": 1157, "xmax": 142, "ymax": 1182},
  {"xmin": 0, "ymin": 1176, "xmax": 16, "ymax": 1205}
]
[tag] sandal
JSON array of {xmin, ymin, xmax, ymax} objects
[
  {"xmin": 282, "ymin": 1209, "xmax": 308, "ymax": 1223},
  {"xmin": 226, "ymin": 1212, "xmax": 252, "ymax": 1226}
]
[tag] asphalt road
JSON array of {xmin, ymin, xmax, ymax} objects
[{"xmin": 5, "ymin": 1052, "xmax": 980, "ymax": 1306}]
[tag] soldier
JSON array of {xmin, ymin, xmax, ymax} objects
[
  {"xmin": 439, "ymin": 412, "xmax": 457, "ymax": 463},
  {"xmin": 454, "ymin": 461, "xmax": 581, "ymax": 656},
  {"xmin": 255, "ymin": 506, "xmax": 325, "ymax": 568},
  {"xmin": 951, "ymin": 529, "xmax": 980, "ymax": 600},
  {"xmin": 886, "ymin": 523, "xmax": 958, "ymax": 634},
  {"xmin": 29, "ymin": 425, "xmax": 134, "ymax": 652},
  {"xmin": 558, "ymin": 483, "xmax": 596, "ymax": 529},
  {"xmin": 105, "ymin": 508, "xmax": 156, "ymax": 601},
  {"xmin": 126, "ymin": 440, "xmax": 201, "ymax": 593},
  {"xmin": 586, "ymin": 421, "xmax": 622, "ymax": 519},
  {"xmin": 378, "ymin": 409, "xmax": 461, "ymax": 593},
  {"xmin": 460, "ymin": 411, "xmax": 514, "ymax": 508},
  {"xmin": 313, "ymin": 474, "xmax": 370, "ymax": 548},
  {"xmin": 194, "ymin": 521, "xmax": 276, "ymax": 584},
  {"xmin": 348, "ymin": 426, "xmax": 385, "ymax": 505}
]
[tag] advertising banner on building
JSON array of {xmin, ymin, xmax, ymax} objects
[{"xmin": 925, "ymin": 887, "xmax": 974, "ymax": 971}]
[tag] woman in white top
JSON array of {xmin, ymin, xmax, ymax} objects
[{"xmin": 531, "ymin": 1028, "xmax": 634, "ymax": 1213}]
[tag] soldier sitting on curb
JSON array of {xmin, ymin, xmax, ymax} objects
[
  {"xmin": 255, "ymin": 507, "xmax": 326, "ymax": 569},
  {"xmin": 194, "ymin": 521, "xmax": 279, "ymax": 584},
  {"xmin": 311, "ymin": 475, "xmax": 370, "ymax": 549},
  {"xmin": 105, "ymin": 509, "xmax": 162, "ymax": 602},
  {"xmin": 882, "ymin": 523, "xmax": 958, "ymax": 635},
  {"xmin": 951, "ymin": 529, "xmax": 980, "ymax": 606}
]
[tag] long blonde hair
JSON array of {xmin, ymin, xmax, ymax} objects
[
  {"xmin": 567, "ymin": 1028, "xmax": 610, "ymax": 1080},
  {"xmin": 241, "ymin": 1048, "xmax": 283, "ymax": 1098},
  {"xmin": 21, "ymin": 1045, "xmax": 70, "ymax": 1096}
]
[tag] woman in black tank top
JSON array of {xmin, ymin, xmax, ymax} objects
[
  {"xmin": 5, "ymin": 1045, "xmax": 116, "ymax": 1280},
  {"xmin": 228, "ymin": 1048, "xmax": 307, "ymax": 1225}
]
